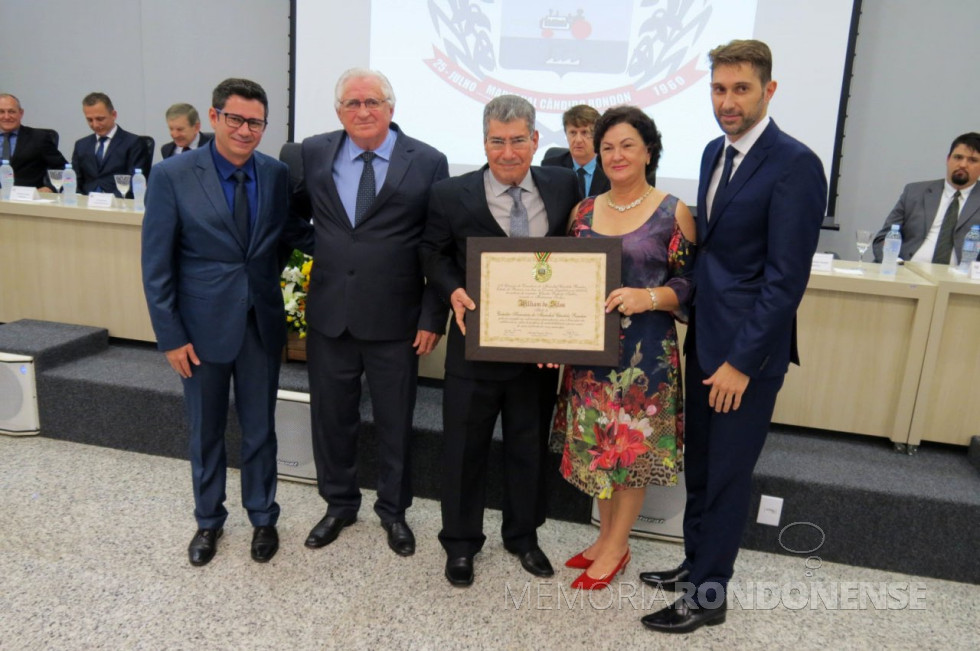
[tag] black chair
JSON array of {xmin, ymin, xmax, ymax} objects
[
  {"xmin": 39, "ymin": 127, "xmax": 60, "ymax": 149},
  {"xmin": 138, "ymin": 135, "xmax": 155, "ymax": 175}
]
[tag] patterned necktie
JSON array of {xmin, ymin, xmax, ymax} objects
[
  {"xmin": 96, "ymin": 136, "xmax": 108, "ymax": 162},
  {"xmin": 354, "ymin": 151, "xmax": 377, "ymax": 225},
  {"xmin": 576, "ymin": 167, "xmax": 588, "ymax": 197},
  {"xmin": 506, "ymin": 186, "xmax": 529, "ymax": 237},
  {"xmin": 932, "ymin": 190, "xmax": 961, "ymax": 264},
  {"xmin": 1, "ymin": 132, "xmax": 10, "ymax": 161},
  {"xmin": 232, "ymin": 169, "xmax": 251, "ymax": 245}
]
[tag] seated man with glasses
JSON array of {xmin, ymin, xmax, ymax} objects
[{"xmin": 290, "ymin": 68, "xmax": 449, "ymax": 559}]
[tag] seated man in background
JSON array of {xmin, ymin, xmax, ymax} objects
[
  {"xmin": 873, "ymin": 132, "xmax": 980, "ymax": 264},
  {"xmin": 541, "ymin": 104, "xmax": 609, "ymax": 197},
  {"xmin": 71, "ymin": 92, "xmax": 148, "ymax": 196},
  {"xmin": 0, "ymin": 93, "xmax": 67, "ymax": 191},
  {"xmin": 161, "ymin": 103, "xmax": 213, "ymax": 158}
]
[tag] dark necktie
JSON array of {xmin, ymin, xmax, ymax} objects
[
  {"xmin": 354, "ymin": 151, "xmax": 377, "ymax": 225},
  {"xmin": 932, "ymin": 190, "xmax": 961, "ymax": 264},
  {"xmin": 1, "ymin": 132, "xmax": 11, "ymax": 161},
  {"xmin": 96, "ymin": 136, "xmax": 108, "ymax": 162},
  {"xmin": 506, "ymin": 186, "xmax": 529, "ymax": 237},
  {"xmin": 710, "ymin": 145, "xmax": 738, "ymax": 220},
  {"xmin": 576, "ymin": 167, "xmax": 588, "ymax": 197},
  {"xmin": 232, "ymin": 169, "xmax": 251, "ymax": 245}
]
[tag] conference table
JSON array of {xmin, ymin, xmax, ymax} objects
[{"xmin": 2, "ymin": 199, "xmax": 974, "ymax": 447}]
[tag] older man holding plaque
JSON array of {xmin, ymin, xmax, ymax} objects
[{"xmin": 420, "ymin": 94, "xmax": 579, "ymax": 587}]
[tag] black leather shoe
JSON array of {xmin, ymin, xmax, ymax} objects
[
  {"xmin": 381, "ymin": 520, "xmax": 416, "ymax": 556},
  {"xmin": 188, "ymin": 527, "xmax": 223, "ymax": 566},
  {"xmin": 251, "ymin": 525, "xmax": 279, "ymax": 563},
  {"xmin": 641, "ymin": 598, "xmax": 727, "ymax": 634},
  {"xmin": 639, "ymin": 565, "xmax": 691, "ymax": 591},
  {"xmin": 305, "ymin": 514, "xmax": 356, "ymax": 549},
  {"xmin": 445, "ymin": 556, "xmax": 474, "ymax": 587},
  {"xmin": 510, "ymin": 546, "xmax": 555, "ymax": 578}
]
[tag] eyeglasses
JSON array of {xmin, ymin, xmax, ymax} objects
[
  {"xmin": 215, "ymin": 109, "xmax": 267, "ymax": 133},
  {"xmin": 486, "ymin": 137, "xmax": 531, "ymax": 151},
  {"xmin": 338, "ymin": 98, "xmax": 389, "ymax": 112}
]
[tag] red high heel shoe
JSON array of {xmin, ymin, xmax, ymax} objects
[
  {"xmin": 571, "ymin": 550, "xmax": 631, "ymax": 590},
  {"xmin": 565, "ymin": 550, "xmax": 594, "ymax": 569}
]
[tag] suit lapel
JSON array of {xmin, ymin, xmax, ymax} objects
[
  {"xmin": 531, "ymin": 167, "xmax": 568, "ymax": 235},
  {"xmin": 704, "ymin": 122, "xmax": 778, "ymax": 242},
  {"xmin": 320, "ymin": 133, "xmax": 350, "ymax": 229},
  {"xmin": 193, "ymin": 150, "xmax": 247, "ymax": 253},
  {"xmin": 921, "ymin": 182, "xmax": 942, "ymax": 231},
  {"xmin": 463, "ymin": 167, "xmax": 506, "ymax": 236},
  {"xmin": 698, "ymin": 137, "xmax": 723, "ymax": 242},
  {"xmin": 956, "ymin": 183, "xmax": 979, "ymax": 229}
]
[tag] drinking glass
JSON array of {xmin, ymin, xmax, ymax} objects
[
  {"xmin": 114, "ymin": 174, "xmax": 131, "ymax": 209},
  {"xmin": 855, "ymin": 229, "xmax": 872, "ymax": 271},
  {"xmin": 48, "ymin": 169, "xmax": 64, "ymax": 203}
]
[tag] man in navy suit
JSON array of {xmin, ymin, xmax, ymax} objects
[
  {"xmin": 160, "ymin": 103, "xmax": 214, "ymax": 158},
  {"xmin": 292, "ymin": 69, "xmax": 449, "ymax": 557},
  {"xmin": 142, "ymin": 78, "xmax": 313, "ymax": 567},
  {"xmin": 0, "ymin": 93, "xmax": 67, "ymax": 190},
  {"xmin": 71, "ymin": 92, "xmax": 149, "ymax": 196},
  {"xmin": 421, "ymin": 95, "xmax": 579, "ymax": 587},
  {"xmin": 640, "ymin": 40, "xmax": 827, "ymax": 633}
]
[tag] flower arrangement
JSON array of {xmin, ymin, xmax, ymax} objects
[{"xmin": 281, "ymin": 249, "xmax": 313, "ymax": 337}]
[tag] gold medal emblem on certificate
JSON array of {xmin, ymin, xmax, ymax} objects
[{"xmin": 533, "ymin": 253, "xmax": 552, "ymax": 283}]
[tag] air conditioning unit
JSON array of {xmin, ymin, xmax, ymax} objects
[
  {"xmin": 275, "ymin": 389, "xmax": 316, "ymax": 484},
  {"xmin": 0, "ymin": 352, "xmax": 40, "ymax": 436},
  {"xmin": 591, "ymin": 470, "xmax": 686, "ymax": 543}
]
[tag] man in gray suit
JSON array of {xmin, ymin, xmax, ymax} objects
[
  {"xmin": 873, "ymin": 132, "xmax": 980, "ymax": 264},
  {"xmin": 291, "ymin": 68, "xmax": 449, "ymax": 557}
]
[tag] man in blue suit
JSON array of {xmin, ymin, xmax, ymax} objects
[
  {"xmin": 640, "ymin": 40, "xmax": 827, "ymax": 633},
  {"xmin": 142, "ymin": 78, "xmax": 313, "ymax": 567},
  {"xmin": 71, "ymin": 92, "xmax": 149, "ymax": 196},
  {"xmin": 292, "ymin": 69, "xmax": 449, "ymax": 557}
]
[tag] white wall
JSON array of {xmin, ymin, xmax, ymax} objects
[{"xmin": 2, "ymin": 0, "xmax": 978, "ymax": 260}]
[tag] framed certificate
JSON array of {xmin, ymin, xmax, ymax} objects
[{"xmin": 465, "ymin": 237, "xmax": 622, "ymax": 365}]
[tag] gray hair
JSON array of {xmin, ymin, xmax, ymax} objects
[
  {"xmin": 334, "ymin": 68, "xmax": 396, "ymax": 108},
  {"xmin": 0, "ymin": 93, "xmax": 22, "ymax": 110},
  {"xmin": 165, "ymin": 102, "xmax": 200, "ymax": 125},
  {"xmin": 483, "ymin": 95, "xmax": 535, "ymax": 139}
]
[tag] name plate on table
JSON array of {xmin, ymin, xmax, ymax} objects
[
  {"xmin": 465, "ymin": 237, "xmax": 621, "ymax": 366},
  {"xmin": 972, "ymin": 262, "xmax": 980, "ymax": 281},
  {"xmin": 87, "ymin": 192, "xmax": 115, "ymax": 209},
  {"xmin": 9, "ymin": 186, "xmax": 37, "ymax": 201},
  {"xmin": 811, "ymin": 252, "xmax": 834, "ymax": 273}
]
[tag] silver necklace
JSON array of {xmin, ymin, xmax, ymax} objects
[{"xmin": 606, "ymin": 185, "xmax": 654, "ymax": 212}]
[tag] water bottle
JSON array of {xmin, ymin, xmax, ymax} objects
[
  {"xmin": 881, "ymin": 224, "xmax": 901, "ymax": 276},
  {"xmin": 62, "ymin": 163, "xmax": 77, "ymax": 206},
  {"xmin": 958, "ymin": 225, "xmax": 980, "ymax": 273},
  {"xmin": 0, "ymin": 159, "xmax": 13, "ymax": 200},
  {"xmin": 132, "ymin": 168, "xmax": 146, "ymax": 211}
]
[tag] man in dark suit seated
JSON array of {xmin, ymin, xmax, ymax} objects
[
  {"xmin": 161, "ymin": 103, "xmax": 214, "ymax": 158},
  {"xmin": 872, "ymin": 132, "xmax": 980, "ymax": 265},
  {"xmin": 421, "ymin": 94, "xmax": 580, "ymax": 587},
  {"xmin": 291, "ymin": 68, "xmax": 449, "ymax": 558},
  {"xmin": 0, "ymin": 93, "xmax": 67, "ymax": 191},
  {"xmin": 70, "ymin": 92, "xmax": 148, "ymax": 196},
  {"xmin": 541, "ymin": 104, "xmax": 609, "ymax": 198}
]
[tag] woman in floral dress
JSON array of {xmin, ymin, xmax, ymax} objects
[{"xmin": 552, "ymin": 106, "xmax": 696, "ymax": 589}]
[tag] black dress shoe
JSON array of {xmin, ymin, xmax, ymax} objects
[
  {"xmin": 510, "ymin": 546, "xmax": 555, "ymax": 578},
  {"xmin": 641, "ymin": 598, "xmax": 727, "ymax": 634},
  {"xmin": 251, "ymin": 525, "xmax": 279, "ymax": 563},
  {"xmin": 639, "ymin": 565, "xmax": 691, "ymax": 590},
  {"xmin": 188, "ymin": 527, "xmax": 223, "ymax": 567},
  {"xmin": 305, "ymin": 514, "xmax": 356, "ymax": 548},
  {"xmin": 381, "ymin": 520, "xmax": 416, "ymax": 556},
  {"xmin": 445, "ymin": 556, "xmax": 474, "ymax": 587}
]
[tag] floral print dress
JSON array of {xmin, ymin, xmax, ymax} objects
[{"xmin": 552, "ymin": 195, "xmax": 694, "ymax": 498}]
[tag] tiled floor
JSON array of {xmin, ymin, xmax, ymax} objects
[{"xmin": 0, "ymin": 435, "xmax": 975, "ymax": 650}]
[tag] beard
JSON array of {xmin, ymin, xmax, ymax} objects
[{"xmin": 951, "ymin": 169, "xmax": 970, "ymax": 186}]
